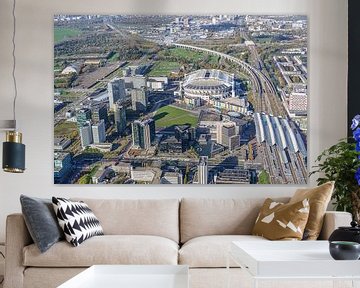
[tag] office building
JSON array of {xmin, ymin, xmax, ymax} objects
[
  {"xmin": 147, "ymin": 76, "xmax": 168, "ymax": 91},
  {"xmin": 132, "ymin": 121, "xmax": 141, "ymax": 148},
  {"xmin": 108, "ymin": 78, "xmax": 126, "ymax": 109},
  {"xmin": 160, "ymin": 172, "xmax": 183, "ymax": 184},
  {"xmin": 221, "ymin": 122, "xmax": 240, "ymax": 150},
  {"xmin": 130, "ymin": 167, "xmax": 157, "ymax": 183},
  {"xmin": 159, "ymin": 136, "xmax": 183, "ymax": 154},
  {"xmin": 229, "ymin": 134, "xmax": 240, "ymax": 151},
  {"xmin": 79, "ymin": 123, "xmax": 93, "ymax": 148},
  {"xmin": 289, "ymin": 92, "xmax": 307, "ymax": 116},
  {"xmin": 92, "ymin": 104, "xmax": 108, "ymax": 126},
  {"xmin": 131, "ymin": 88, "xmax": 148, "ymax": 112},
  {"xmin": 132, "ymin": 118, "xmax": 155, "ymax": 149},
  {"xmin": 76, "ymin": 108, "xmax": 91, "ymax": 127},
  {"xmin": 174, "ymin": 125, "xmax": 194, "ymax": 152},
  {"xmin": 221, "ymin": 123, "xmax": 236, "ymax": 147},
  {"xmin": 92, "ymin": 119, "xmax": 106, "ymax": 144},
  {"xmin": 114, "ymin": 104, "xmax": 127, "ymax": 135},
  {"xmin": 199, "ymin": 111, "xmax": 223, "ymax": 143},
  {"xmin": 215, "ymin": 168, "xmax": 250, "ymax": 184},
  {"xmin": 124, "ymin": 76, "xmax": 147, "ymax": 89},
  {"xmin": 54, "ymin": 137, "xmax": 71, "ymax": 151},
  {"xmin": 198, "ymin": 156, "xmax": 208, "ymax": 185},
  {"xmin": 144, "ymin": 119, "xmax": 156, "ymax": 149},
  {"xmin": 65, "ymin": 110, "xmax": 74, "ymax": 119}
]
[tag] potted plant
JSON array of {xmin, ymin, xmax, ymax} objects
[{"xmin": 311, "ymin": 115, "xmax": 360, "ymax": 222}]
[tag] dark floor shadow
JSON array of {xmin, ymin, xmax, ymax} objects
[{"xmin": 153, "ymin": 112, "xmax": 168, "ymax": 121}]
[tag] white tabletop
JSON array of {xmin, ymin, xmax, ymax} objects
[
  {"xmin": 58, "ymin": 265, "xmax": 189, "ymax": 288},
  {"xmin": 231, "ymin": 241, "xmax": 360, "ymax": 278}
]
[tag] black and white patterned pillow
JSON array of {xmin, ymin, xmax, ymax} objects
[{"xmin": 52, "ymin": 197, "xmax": 104, "ymax": 247}]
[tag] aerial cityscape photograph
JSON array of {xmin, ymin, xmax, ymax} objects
[{"xmin": 53, "ymin": 14, "xmax": 308, "ymax": 185}]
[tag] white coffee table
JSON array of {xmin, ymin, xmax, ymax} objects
[
  {"xmin": 228, "ymin": 241, "xmax": 360, "ymax": 288},
  {"xmin": 58, "ymin": 265, "xmax": 189, "ymax": 288}
]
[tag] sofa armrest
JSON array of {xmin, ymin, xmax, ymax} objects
[
  {"xmin": 4, "ymin": 214, "xmax": 32, "ymax": 288},
  {"xmin": 318, "ymin": 211, "xmax": 352, "ymax": 240}
]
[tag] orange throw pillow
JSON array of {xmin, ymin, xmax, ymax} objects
[{"xmin": 252, "ymin": 198, "xmax": 310, "ymax": 240}]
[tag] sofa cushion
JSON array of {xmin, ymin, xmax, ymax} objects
[
  {"xmin": 180, "ymin": 198, "xmax": 289, "ymax": 243},
  {"xmin": 52, "ymin": 197, "xmax": 104, "ymax": 247},
  {"xmin": 20, "ymin": 195, "xmax": 64, "ymax": 253},
  {"xmin": 179, "ymin": 235, "xmax": 267, "ymax": 268},
  {"xmin": 252, "ymin": 198, "xmax": 310, "ymax": 240},
  {"xmin": 23, "ymin": 235, "xmax": 178, "ymax": 267},
  {"xmin": 290, "ymin": 181, "xmax": 334, "ymax": 240},
  {"xmin": 72, "ymin": 199, "xmax": 179, "ymax": 243}
]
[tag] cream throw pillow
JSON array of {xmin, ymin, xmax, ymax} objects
[
  {"xmin": 252, "ymin": 198, "xmax": 310, "ymax": 240},
  {"xmin": 289, "ymin": 181, "xmax": 334, "ymax": 240}
]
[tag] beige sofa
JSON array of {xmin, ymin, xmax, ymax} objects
[{"xmin": 4, "ymin": 198, "xmax": 352, "ymax": 288}]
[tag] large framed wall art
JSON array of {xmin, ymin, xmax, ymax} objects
[{"xmin": 53, "ymin": 15, "xmax": 308, "ymax": 185}]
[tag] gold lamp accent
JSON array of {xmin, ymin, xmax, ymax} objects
[
  {"xmin": 6, "ymin": 131, "xmax": 22, "ymax": 143},
  {"xmin": 3, "ymin": 131, "xmax": 25, "ymax": 173}
]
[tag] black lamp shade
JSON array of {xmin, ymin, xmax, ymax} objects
[{"xmin": 2, "ymin": 141, "xmax": 25, "ymax": 173}]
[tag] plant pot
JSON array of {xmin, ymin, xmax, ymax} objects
[{"xmin": 329, "ymin": 221, "xmax": 360, "ymax": 244}]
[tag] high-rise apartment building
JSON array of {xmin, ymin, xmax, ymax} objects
[
  {"xmin": 76, "ymin": 108, "xmax": 91, "ymax": 127},
  {"xmin": 221, "ymin": 123, "xmax": 236, "ymax": 147},
  {"xmin": 132, "ymin": 118, "xmax": 155, "ymax": 149},
  {"xmin": 131, "ymin": 88, "xmax": 148, "ymax": 112},
  {"xmin": 228, "ymin": 134, "xmax": 240, "ymax": 151},
  {"xmin": 114, "ymin": 103, "xmax": 127, "ymax": 135},
  {"xmin": 92, "ymin": 119, "xmax": 106, "ymax": 144},
  {"xmin": 91, "ymin": 104, "xmax": 108, "ymax": 126},
  {"xmin": 221, "ymin": 123, "xmax": 240, "ymax": 151},
  {"xmin": 174, "ymin": 125, "xmax": 194, "ymax": 152},
  {"xmin": 79, "ymin": 122, "xmax": 93, "ymax": 148},
  {"xmin": 108, "ymin": 78, "xmax": 126, "ymax": 109},
  {"xmin": 198, "ymin": 156, "xmax": 208, "ymax": 184}
]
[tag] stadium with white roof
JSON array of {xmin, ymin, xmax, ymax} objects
[{"xmin": 182, "ymin": 69, "xmax": 235, "ymax": 103}]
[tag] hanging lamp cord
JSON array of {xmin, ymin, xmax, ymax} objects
[{"xmin": 11, "ymin": 0, "xmax": 18, "ymax": 128}]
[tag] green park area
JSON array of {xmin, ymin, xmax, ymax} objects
[
  {"xmin": 54, "ymin": 122, "xmax": 78, "ymax": 138},
  {"xmin": 108, "ymin": 52, "xmax": 120, "ymax": 63},
  {"xmin": 147, "ymin": 61, "xmax": 181, "ymax": 77},
  {"xmin": 158, "ymin": 47, "xmax": 219, "ymax": 65},
  {"xmin": 154, "ymin": 105, "xmax": 198, "ymax": 128},
  {"xmin": 78, "ymin": 165, "xmax": 100, "ymax": 184},
  {"xmin": 54, "ymin": 27, "xmax": 82, "ymax": 43},
  {"xmin": 258, "ymin": 170, "xmax": 270, "ymax": 184}
]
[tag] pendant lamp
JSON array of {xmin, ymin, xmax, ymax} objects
[{"xmin": 1, "ymin": 0, "xmax": 25, "ymax": 173}]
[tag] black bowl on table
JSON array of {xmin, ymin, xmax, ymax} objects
[{"xmin": 329, "ymin": 241, "xmax": 360, "ymax": 260}]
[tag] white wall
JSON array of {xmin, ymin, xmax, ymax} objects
[{"xmin": 0, "ymin": 0, "xmax": 348, "ymax": 242}]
